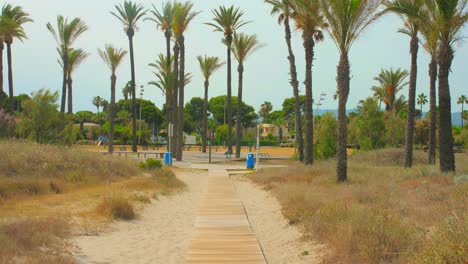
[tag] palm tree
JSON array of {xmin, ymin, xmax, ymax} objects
[
  {"xmin": 259, "ymin": 101, "xmax": 273, "ymax": 121},
  {"xmin": 230, "ymin": 32, "xmax": 263, "ymax": 158},
  {"xmin": 393, "ymin": 95, "xmax": 408, "ymax": 117},
  {"xmin": 386, "ymin": 0, "xmax": 424, "ymax": 168},
  {"xmin": 148, "ymin": 54, "xmax": 192, "ymax": 152},
  {"xmin": 196, "ymin": 55, "xmax": 225, "ymax": 153},
  {"xmin": 58, "ymin": 48, "xmax": 88, "ymax": 114},
  {"xmin": 93, "ymin": 96, "xmax": 103, "ymax": 114},
  {"xmin": 172, "ymin": 1, "xmax": 200, "ymax": 161},
  {"xmin": 206, "ymin": 5, "xmax": 250, "ymax": 154},
  {"xmin": 98, "ymin": 45, "xmax": 128, "ymax": 154},
  {"xmin": 47, "ymin": 16, "xmax": 88, "ymax": 114},
  {"xmin": 0, "ymin": 4, "xmax": 32, "ymax": 113},
  {"xmin": 371, "ymin": 68, "xmax": 409, "ymax": 112},
  {"xmin": 419, "ymin": 8, "xmax": 439, "ymax": 164},
  {"xmin": 290, "ymin": 0, "xmax": 327, "ymax": 165},
  {"xmin": 265, "ymin": 0, "xmax": 304, "ymax": 161},
  {"xmin": 122, "ymin": 81, "xmax": 132, "ymax": 100},
  {"xmin": 146, "ymin": 2, "xmax": 174, "ymax": 138},
  {"xmin": 458, "ymin": 95, "xmax": 468, "ymax": 127},
  {"xmin": 111, "ymin": 1, "xmax": 147, "ymax": 153},
  {"xmin": 417, "ymin": 93, "xmax": 427, "ymax": 114},
  {"xmin": 320, "ymin": 0, "xmax": 384, "ymax": 181},
  {"xmin": 427, "ymin": 0, "xmax": 467, "ymax": 172}
]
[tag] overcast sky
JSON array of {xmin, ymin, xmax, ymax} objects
[{"xmin": 5, "ymin": 0, "xmax": 468, "ymax": 113}]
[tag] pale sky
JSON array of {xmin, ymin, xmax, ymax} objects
[{"xmin": 5, "ymin": 0, "xmax": 468, "ymax": 113}]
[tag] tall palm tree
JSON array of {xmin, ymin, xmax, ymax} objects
[
  {"xmin": 458, "ymin": 95, "xmax": 468, "ymax": 127},
  {"xmin": 111, "ymin": 1, "xmax": 147, "ymax": 152},
  {"xmin": 58, "ymin": 48, "xmax": 88, "ymax": 114},
  {"xmin": 93, "ymin": 96, "xmax": 103, "ymax": 114},
  {"xmin": 320, "ymin": 0, "xmax": 384, "ymax": 182},
  {"xmin": 427, "ymin": 0, "xmax": 467, "ymax": 172},
  {"xmin": 371, "ymin": 68, "xmax": 409, "ymax": 112},
  {"xmin": 290, "ymin": 0, "xmax": 327, "ymax": 165},
  {"xmin": 265, "ymin": 0, "xmax": 304, "ymax": 161},
  {"xmin": 0, "ymin": 4, "xmax": 32, "ymax": 113},
  {"xmin": 206, "ymin": 5, "xmax": 250, "ymax": 154},
  {"xmin": 172, "ymin": 1, "xmax": 200, "ymax": 161},
  {"xmin": 418, "ymin": 8, "xmax": 439, "ymax": 164},
  {"xmin": 386, "ymin": 0, "xmax": 424, "ymax": 168},
  {"xmin": 196, "ymin": 55, "xmax": 225, "ymax": 153},
  {"xmin": 417, "ymin": 92, "xmax": 427, "ymax": 114},
  {"xmin": 230, "ymin": 32, "xmax": 263, "ymax": 158},
  {"xmin": 146, "ymin": 2, "xmax": 174, "ymax": 144},
  {"xmin": 47, "ymin": 16, "xmax": 87, "ymax": 114},
  {"xmin": 122, "ymin": 81, "xmax": 132, "ymax": 101},
  {"xmin": 148, "ymin": 54, "xmax": 192, "ymax": 137},
  {"xmin": 98, "ymin": 45, "xmax": 127, "ymax": 154}
]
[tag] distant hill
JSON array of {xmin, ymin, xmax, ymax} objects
[{"xmin": 315, "ymin": 109, "xmax": 465, "ymax": 127}]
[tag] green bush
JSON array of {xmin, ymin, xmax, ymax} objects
[{"xmin": 139, "ymin": 158, "xmax": 162, "ymax": 170}]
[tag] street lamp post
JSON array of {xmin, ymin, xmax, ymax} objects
[
  {"xmin": 138, "ymin": 85, "xmax": 144, "ymax": 145},
  {"xmin": 208, "ymin": 112, "xmax": 213, "ymax": 164}
]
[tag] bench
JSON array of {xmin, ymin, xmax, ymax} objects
[
  {"xmin": 454, "ymin": 146, "xmax": 464, "ymax": 153},
  {"xmin": 113, "ymin": 151, "xmax": 165, "ymax": 159},
  {"xmin": 252, "ymin": 153, "xmax": 269, "ymax": 159}
]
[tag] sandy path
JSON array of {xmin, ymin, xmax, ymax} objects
[
  {"xmin": 73, "ymin": 169, "xmax": 208, "ymax": 264},
  {"xmin": 233, "ymin": 176, "xmax": 324, "ymax": 264}
]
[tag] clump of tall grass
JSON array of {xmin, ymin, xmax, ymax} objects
[
  {"xmin": 96, "ymin": 193, "xmax": 135, "ymax": 220},
  {"xmin": 249, "ymin": 149, "xmax": 468, "ymax": 263},
  {"xmin": 0, "ymin": 217, "xmax": 73, "ymax": 263}
]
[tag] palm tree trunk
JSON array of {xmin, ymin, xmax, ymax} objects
[
  {"xmin": 165, "ymin": 30, "xmax": 172, "ymax": 152},
  {"xmin": 0, "ymin": 43, "xmax": 4, "ymax": 110},
  {"xmin": 172, "ymin": 43, "xmax": 180, "ymax": 156},
  {"xmin": 61, "ymin": 55, "xmax": 68, "ymax": 113},
  {"xmin": 109, "ymin": 74, "xmax": 116, "ymax": 154},
  {"xmin": 177, "ymin": 36, "xmax": 185, "ymax": 161},
  {"xmin": 6, "ymin": 43, "xmax": 14, "ymax": 113},
  {"xmin": 284, "ymin": 16, "xmax": 303, "ymax": 161},
  {"xmin": 226, "ymin": 35, "xmax": 233, "ymax": 153},
  {"xmin": 404, "ymin": 34, "xmax": 419, "ymax": 168},
  {"xmin": 438, "ymin": 44, "xmax": 455, "ymax": 172},
  {"xmin": 202, "ymin": 80, "xmax": 209, "ymax": 153},
  {"xmin": 128, "ymin": 34, "xmax": 138, "ymax": 152},
  {"xmin": 337, "ymin": 53, "xmax": 350, "ymax": 182},
  {"xmin": 67, "ymin": 76, "xmax": 73, "ymax": 114},
  {"xmin": 235, "ymin": 64, "xmax": 244, "ymax": 158},
  {"xmin": 303, "ymin": 35, "xmax": 314, "ymax": 165},
  {"xmin": 128, "ymin": 33, "xmax": 137, "ymax": 153}
]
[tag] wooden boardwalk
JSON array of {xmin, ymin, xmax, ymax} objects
[{"xmin": 186, "ymin": 169, "xmax": 267, "ymax": 264}]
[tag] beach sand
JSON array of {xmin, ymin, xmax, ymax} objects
[{"xmin": 73, "ymin": 169, "xmax": 208, "ymax": 264}]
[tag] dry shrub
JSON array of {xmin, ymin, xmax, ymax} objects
[
  {"xmin": 96, "ymin": 193, "xmax": 135, "ymax": 220},
  {"xmin": 0, "ymin": 217, "xmax": 72, "ymax": 263},
  {"xmin": 249, "ymin": 150, "xmax": 468, "ymax": 263}
]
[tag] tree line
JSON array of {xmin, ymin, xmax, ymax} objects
[{"xmin": 1, "ymin": 0, "xmax": 467, "ymax": 181}]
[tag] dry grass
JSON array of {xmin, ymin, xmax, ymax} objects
[
  {"xmin": 0, "ymin": 140, "xmax": 185, "ymax": 263},
  {"xmin": 0, "ymin": 217, "xmax": 74, "ymax": 264},
  {"xmin": 96, "ymin": 193, "xmax": 136, "ymax": 220},
  {"xmin": 0, "ymin": 140, "xmax": 139, "ymax": 200},
  {"xmin": 249, "ymin": 149, "xmax": 468, "ymax": 263}
]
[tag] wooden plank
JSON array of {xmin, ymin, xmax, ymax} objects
[{"xmin": 185, "ymin": 170, "xmax": 266, "ymax": 264}]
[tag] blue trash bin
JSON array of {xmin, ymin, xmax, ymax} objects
[
  {"xmin": 164, "ymin": 151, "xmax": 172, "ymax": 166},
  {"xmin": 246, "ymin": 153, "xmax": 255, "ymax": 169}
]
